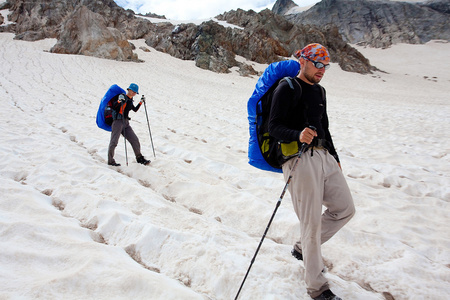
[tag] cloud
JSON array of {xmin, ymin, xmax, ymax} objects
[{"xmin": 115, "ymin": 0, "xmax": 320, "ymax": 20}]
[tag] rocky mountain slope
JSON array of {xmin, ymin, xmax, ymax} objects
[
  {"xmin": 214, "ymin": 9, "xmax": 372, "ymax": 74},
  {"xmin": 275, "ymin": 0, "xmax": 450, "ymax": 48},
  {"xmin": 0, "ymin": 0, "xmax": 373, "ymax": 74}
]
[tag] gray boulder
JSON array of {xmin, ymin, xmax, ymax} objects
[
  {"xmin": 50, "ymin": 5, "xmax": 138, "ymax": 62},
  {"xmin": 4, "ymin": 0, "xmax": 147, "ymax": 61}
]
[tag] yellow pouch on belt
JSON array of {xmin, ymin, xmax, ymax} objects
[{"xmin": 279, "ymin": 141, "xmax": 299, "ymax": 159}]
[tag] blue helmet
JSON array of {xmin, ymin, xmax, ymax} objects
[{"xmin": 127, "ymin": 83, "xmax": 139, "ymax": 94}]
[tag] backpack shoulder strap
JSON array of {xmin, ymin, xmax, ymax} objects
[
  {"xmin": 281, "ymin": 77, "xmax": 302, "ymax": 97},
  {"xmin": 284, "ymin": 77, "xmax": 325, "ymax": 102},
  {"xmin": 283, "ymin": 77, "xmax": 295, "ymax": 90}
]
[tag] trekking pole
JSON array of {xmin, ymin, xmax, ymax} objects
[
  {"xmin": 123, "ymin": 120, "xmax": 128, "ymax": 166},
  {"xmin": 142, "ymin": 95, "xmax": 156, "ymax": 158},
  {"xmin": 120, "ymin": 99, "xmax": 128, "ymax": 166},
  {"xmin": 235, "ymin": 127, "xmax": 316, "ymax": 299}
]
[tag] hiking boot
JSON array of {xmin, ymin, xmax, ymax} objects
[
  {"xmin": 291, "ymin": 248, "xmax": 303, "ymax": 261},
  {"xmin": 292, "ymin": 248, "xmax": 327, "ymax": 272},
  {"xmin": 136, "ymin": 155, "xmax": 150, "ymax": 165},
  {"xmin": 108, "ymin": 162, "xmax": 121, "ymax": 166},
  {"xmin": 313, "ymin": 289, "xmax": 342, "ymax": 300}
]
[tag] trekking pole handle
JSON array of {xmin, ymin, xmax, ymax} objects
[{"xmin": 299, "ymin": 125, "xmax": 317, "ymax": 150}]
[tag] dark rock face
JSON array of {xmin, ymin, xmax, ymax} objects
[
  {"xmin": 216, "ymin": 9, "xmax": 373, "ymax": 74},
  {"xmin": 144, "ymin": 14, "xmax": 297, "ymax": 75},
  {"xmin": 426, "ymin": 0, "xmax": 450, "ymax": 14},
  {"xmin": 145, "ymin": 9, "xmax": 372, "ymax": 74},
  {"xmin": 276, "ymin": 0, "xmax": 450, "ymax": 48},
  {"xmin": 272, "ymin": 0, "xmax": 298, "ymax": 15},
  {"xmin": 50, "ymin": 5, "xmax": 138, "ymax": 61}
]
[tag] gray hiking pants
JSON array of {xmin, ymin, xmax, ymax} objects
[
  {"xmin": 282, "ymin": 148, "xmax": 355, "ymax": 298},
  {"xmin": 108, "ymin": 119, "xmax": 141, "ymax": 164}
]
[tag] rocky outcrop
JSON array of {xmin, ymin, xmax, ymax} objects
[
  {"xmin": 424, "ymin": 0, "xmax": 450, "ymax": 14},
  {"xmin": 275, "ymin": 0, "xmax": 450, "ymax": 48},
  {"xmin": 145, "ymin": 9, "xmax": 373, "ymax": 75},
  {"xmin": 2, "ymin": 0, "xmax": 149, "ymax": 61},
  {"xmin": 144, "ymin": 13, "xmax": 296, "ymax": 75},
  {"xmin": 145, "ymin": 20, "xmax": 261, "ymax": 75},
  {"xmin": 141, "ymin": 12, "xmax": 167, "ymax": 19},
  {"xmin": 5, "ymin": 0, "xmax": 155, "ymax": 40},
  {"xmin": 5, "ymin": 0, "xmax": 73, "ymax": 40},
  {"xmin": 79, "ymin": 0, "xmax": 155, "ymax": 41},
  {"xmin": 272, "ymin": 0, "xmax": 298, "ymax": 16},
  {"xmin": 50, "ymin": 5, "xmax": 138, "ymax": 61},
  {"xmin": 216, "ymin": 9, "xmax": 373, "ymax": 74}
]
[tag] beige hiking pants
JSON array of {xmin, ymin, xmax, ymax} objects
[{"xmin": 282, "ymin": 148, "xmax": 355, "ymax": 298}]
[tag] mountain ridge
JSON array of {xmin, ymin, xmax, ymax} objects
[{"xmin": 274, "ymin": 0, "xmax": 450, "ymax": 48}]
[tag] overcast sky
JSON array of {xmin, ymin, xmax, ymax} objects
[{"xmin": 114, "ymin": 0, "xmax": 321, "ymax": 20}]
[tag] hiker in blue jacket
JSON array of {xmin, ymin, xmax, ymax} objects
[
  {"xmin": 108, "ymin": 83, "xmax": 150, "ymax": 166},
  {"xmin": 269, "ymin": 44, "xmax": 355, "ymax": 300}
]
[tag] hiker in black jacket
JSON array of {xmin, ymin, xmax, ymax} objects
[
  {"xmin": 269, "ymin": 44, "xmax": 355, "ymax": 300},
  {"xmin": 108, "ymin": 83, "xmax": 150, "ymax": 166}
]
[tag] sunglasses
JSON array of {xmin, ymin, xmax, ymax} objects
[{"xmin": 303, "ymin": 56, "xmax": 330, "ymax": 70}]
